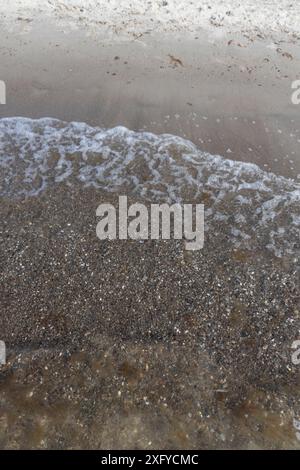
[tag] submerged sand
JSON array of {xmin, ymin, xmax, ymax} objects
[{"xmin": 0, "ymin": 185, "xmax": 299, "ymax": 449}]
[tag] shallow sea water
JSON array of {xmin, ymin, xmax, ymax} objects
[
  {"xmin": 0, "ymin": 117, "xmax": 299, "ymax": 257},
  {"xmin": 0, "ymin": 117, "xmax": 299, "ymax": 449}
]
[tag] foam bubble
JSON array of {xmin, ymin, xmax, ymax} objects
[{"xmin": 0, "ymin": 117, "xmax": 299, "ymax": 257}]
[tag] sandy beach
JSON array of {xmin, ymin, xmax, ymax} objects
[
  {"xmin": 0, "ymin": 3, "xmax": 300, "ymax": 178},
  {"xmin": 0, "ymin": 1, "xmax": 300, "ymax": 450}
]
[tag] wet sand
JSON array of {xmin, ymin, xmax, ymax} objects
[
  {"xmin": 1, "ymin": 185, "xmax": 300, "ymax": 449},
  {"xmin": 0, "ymin": 20, "xmax": 299, "ymax": 178}
]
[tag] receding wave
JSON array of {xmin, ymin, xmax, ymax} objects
[{"xmin": 0, "ymin": 117, "xmax": 299, "ymax": 257}]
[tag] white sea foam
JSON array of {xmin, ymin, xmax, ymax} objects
[
  {"xmin": 0, "ymin": 117, "xmax": 299, "ymax": 257},
  {"xmin": 1, "ymin": 1, "xmax": 299, "ymax": 37}
]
